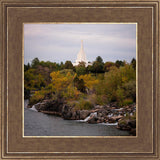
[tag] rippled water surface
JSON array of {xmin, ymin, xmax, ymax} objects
[{"xmin": 24, "ymin": 100, "xmax": 130, "ymax": 136}]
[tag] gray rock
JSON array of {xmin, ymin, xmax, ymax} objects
[
  {"xmin": 128, "ymin": 120, "xmax": 136, "ymax": 128},
  {"xmin": 94, "ymin": 105, "xmax": 105, "ymax": 109},
  {"xmin": 79, "ymin": 110, "xmax": 91, "ymax": 120},
  {"xmin": 61, "ymin": 105, "xmax": 72, "ymax": 119},
  {"xmin": 87, "ymin": 116, "xmax": 98, "ymax": 124}
]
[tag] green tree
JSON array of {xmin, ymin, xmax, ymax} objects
[
  {"xmin": 96, "ymin": 56, "xmax": 103, "ymax": 63},
  {"xmin": 64, "ymin": 61, "xmax": 73, "ymax": 69},
  {"xmin": 103, "ymin": 64, "xmax": 136, "ymax": 104},
  {"xmin": 87, "ymin": 65, "xmax": 94, "ymax": 73},
  {"xmin": 115, "ymin": 60, "xmax": 125, "ymax": 68},
  {"xmin": 24, "ymin": 63, "xmax": 31, "ymax": 72},
  {"xmin": 122, "ymin": 80, "xmax": 136, "ymax": 102},
  {"xmin": 31, "ymin": 57, "xmax": 40, "ymax": 68},
  {"xmin": 73, "ymin": 76, "xmax": 86, "ymax": 93},
  {"xmin": 75, "ymin": 62, "xmax": 87, "ymax": 76},
  {"xmin": 24, "ymin": 69, "xmax": 46, "ymax": 91},
  {"xmin": 60, "ymin": 62, "xmax": 64, "ymax": 70},
  {"xmin": 92, "ymin": 56, "xmax": 104, "ymax": 73},
  {"xmin": 131, "ymin": 58, "xmax": 136, "ymax": 70},
  {"xmin": 92, "ymin": 61, "xmax": 104, "ymax": 73}
]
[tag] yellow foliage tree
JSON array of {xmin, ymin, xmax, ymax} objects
[
  {"xmin": 50, "ymin": 71, "xmax": 79, "ymax": 99},
  {"xmin": 79, "ymin": 74, "xmax": 99, "ymax": 90}
]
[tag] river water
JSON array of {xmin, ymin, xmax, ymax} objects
[{"xmin": 24, "ymin": 100, "xmax": 130, "ymax": 136}]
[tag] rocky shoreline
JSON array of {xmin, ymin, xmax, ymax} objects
[{"xmin": 27, "ymin": 99, "xmax": 136, "ymax": 136}]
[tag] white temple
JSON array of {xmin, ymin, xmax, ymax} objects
[{"xmin": 73, "ymin": 40, "xmax": 91, "ymax": 67}]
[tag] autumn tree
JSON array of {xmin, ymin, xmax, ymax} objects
[
  {"xmin": 24, "ymin": 69, "xmax": 46, "ymax": 91},
  {"xmin": 50, "ymin": 71, "xmax": 80, "ymax": 99},
  {"xmin": 104, "ymin": 64, "xmax": 136, "ymax": 105},
  {"xmin": 79, "ymin": 74, "xmax": 99, "ymax": 91},
  {"xmin": 104, "ymin": 62, "xmax": 115, "ymax": 72}
]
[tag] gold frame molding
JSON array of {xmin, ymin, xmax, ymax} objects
[{"xmin": 0, "ymin": 0, "xmax": 160, "ymax": 159}]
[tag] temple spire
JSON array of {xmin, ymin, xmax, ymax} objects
[
  {"xmin": 81, "ymin": 40, "xmax": 83, "ymax": 49},
  {"xmin": 73, "ymin": 40, "xmax": 91, "ymax": 67},
  {"xmin": 72, "ymin": 40, "xmax": 92, "ymax": 67}
]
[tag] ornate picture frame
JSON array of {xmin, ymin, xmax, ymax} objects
[{"xmin": 0, "ymin": 0, "xmax": 159, "ymax": 159}]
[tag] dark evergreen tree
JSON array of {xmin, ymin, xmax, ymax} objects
[
  {"xmin": 92, "ymin": 56, "xmax": 104, "ymax": 73},
  {"xmin": 131, "ymin": 58, "xmax": 136, "ymax": 70},
  {"xmin": 73, "ymin": 76, "xmax": 86, "ymax": 93},
  {"xmin": 31, "ymin": 57, "xmax": 40, "ymax": 68},
  {"xmin": 64, "ymin": 61, "xmax": 73, "ymax": 69},
  {"xmin": 115, "ymin": 60, "xmax": 125, "ymax": 68}
]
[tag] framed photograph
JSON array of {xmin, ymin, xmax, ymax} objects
[
  {"xmin": 24, "ymin": 23, "xmax": 137, "ymax": 137},
  {"xmin": 0, "ymin": 0, "xmax": 160, "ymax": 159}
]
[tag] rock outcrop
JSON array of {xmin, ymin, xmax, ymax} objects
[
  {"xmin": 117, "ymin": 119, "xmax": 136, "ymax": 136},
  {"xmin": 28, "ymin": 100, "xmax": 136, "ymax": 135}
]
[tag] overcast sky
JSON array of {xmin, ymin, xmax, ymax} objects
[{"xmin": 24, "ymin": 23, "xmax": 136, "ymax": 64}]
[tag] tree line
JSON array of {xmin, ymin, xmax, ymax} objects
[{"xmin": 24, "ymin": 56, "xmax": 136, "ymax": 109}]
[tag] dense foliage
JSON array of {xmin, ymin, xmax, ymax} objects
[{"xmin": 24, "ymin": 57, "xmax": 136, "ymax": 109}]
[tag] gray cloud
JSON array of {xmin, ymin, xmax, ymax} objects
[{"xmin": 24, "ymin": 24, "xmax": 136, "ymax": 64}]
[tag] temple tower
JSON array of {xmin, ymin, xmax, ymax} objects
[{"xmin": 73, "ymin": 40, "xmax": 89, "ymax": 66}]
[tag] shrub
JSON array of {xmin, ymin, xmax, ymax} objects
[
  {"xmin": 75, "ymin": 99, "xmax": 94, "ymax": 110},
  {"xmin": 122, "ymin": 98, "xmax": 133, "ymax": 106},
  {"xmin": 116, "ymin": 88, "xmax": 125, "ymax": 106},
  {"xmin": 96, "ymin": 95, "xmax": 108, "ymax": 105},
  {"xmin": 122, "ymin": 80, "xmax": 136, "ymax": 102},
  {"xmin": 29, "ymin": 89, "xmax": 53, "ymax": 105},
  {"xmin": 87, "ymin": 94, "xmax": 96, "ymax": 105},
  {"xmin": 130, "ymin": 112, "xmax": 136, "ymax": 120},
  {"xmin": 63, "ymin": 85, "xmax": 80, "ymax": 100},
  {"xmin": 119, "ymin": 119, "xmax": 127, "ymax": 125},
  {"xmin": 75, "ymin": 65, "xmax": 87, "ymax": 76},
  {"xmin": 29, "ymin": 91, "xmax": 45, "ymax": 105},
  {"xmin": 83, "ymin": 101, "xmax": 94, "ymax": 110}
]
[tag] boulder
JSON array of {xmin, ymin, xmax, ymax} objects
[
  {"xmin": 110, "ymin": 115, "xmax": 123, "ymax": 121},
  {"xmin": 75, "ymin": 110, "xmax": 80, "ymax": 119},
  {"xmin": 87, "ymin": 116, "xmax": 98, "ymax": 124},
  {"xmin": 34, "ymin": 99, "xmax": 64, "ymax": 113},
  {"xmin": 108, "ymin": 118, "xmax": 116, "ymax": 123},
  {"xmin": 128, "ymin": 120, "xmax": 136, "ymax": 128},
  {"xmin": 97, "ymin": 110, "xmax": 108, "ymax": 117},
  {"xmin": 98, "ymin": 117, "xmax": 105, "ymax": 123},
  {"xmin": 34, "ymin": 102, "xmax": 47, "ymax": 111},
  {"xmin": 117, "ymin": 119, "xmax": 136, "ymax": 132},
  {"xmin": 70, "ymin": 111, "xmax": 77, "ymax": 120},
  {"xmin": 61, "ymin": 105, "xmax": 72, "ymax": 119},
  {"xmin": 79, "ymin": 110, "xmax": 91, "ymax": 120}
]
